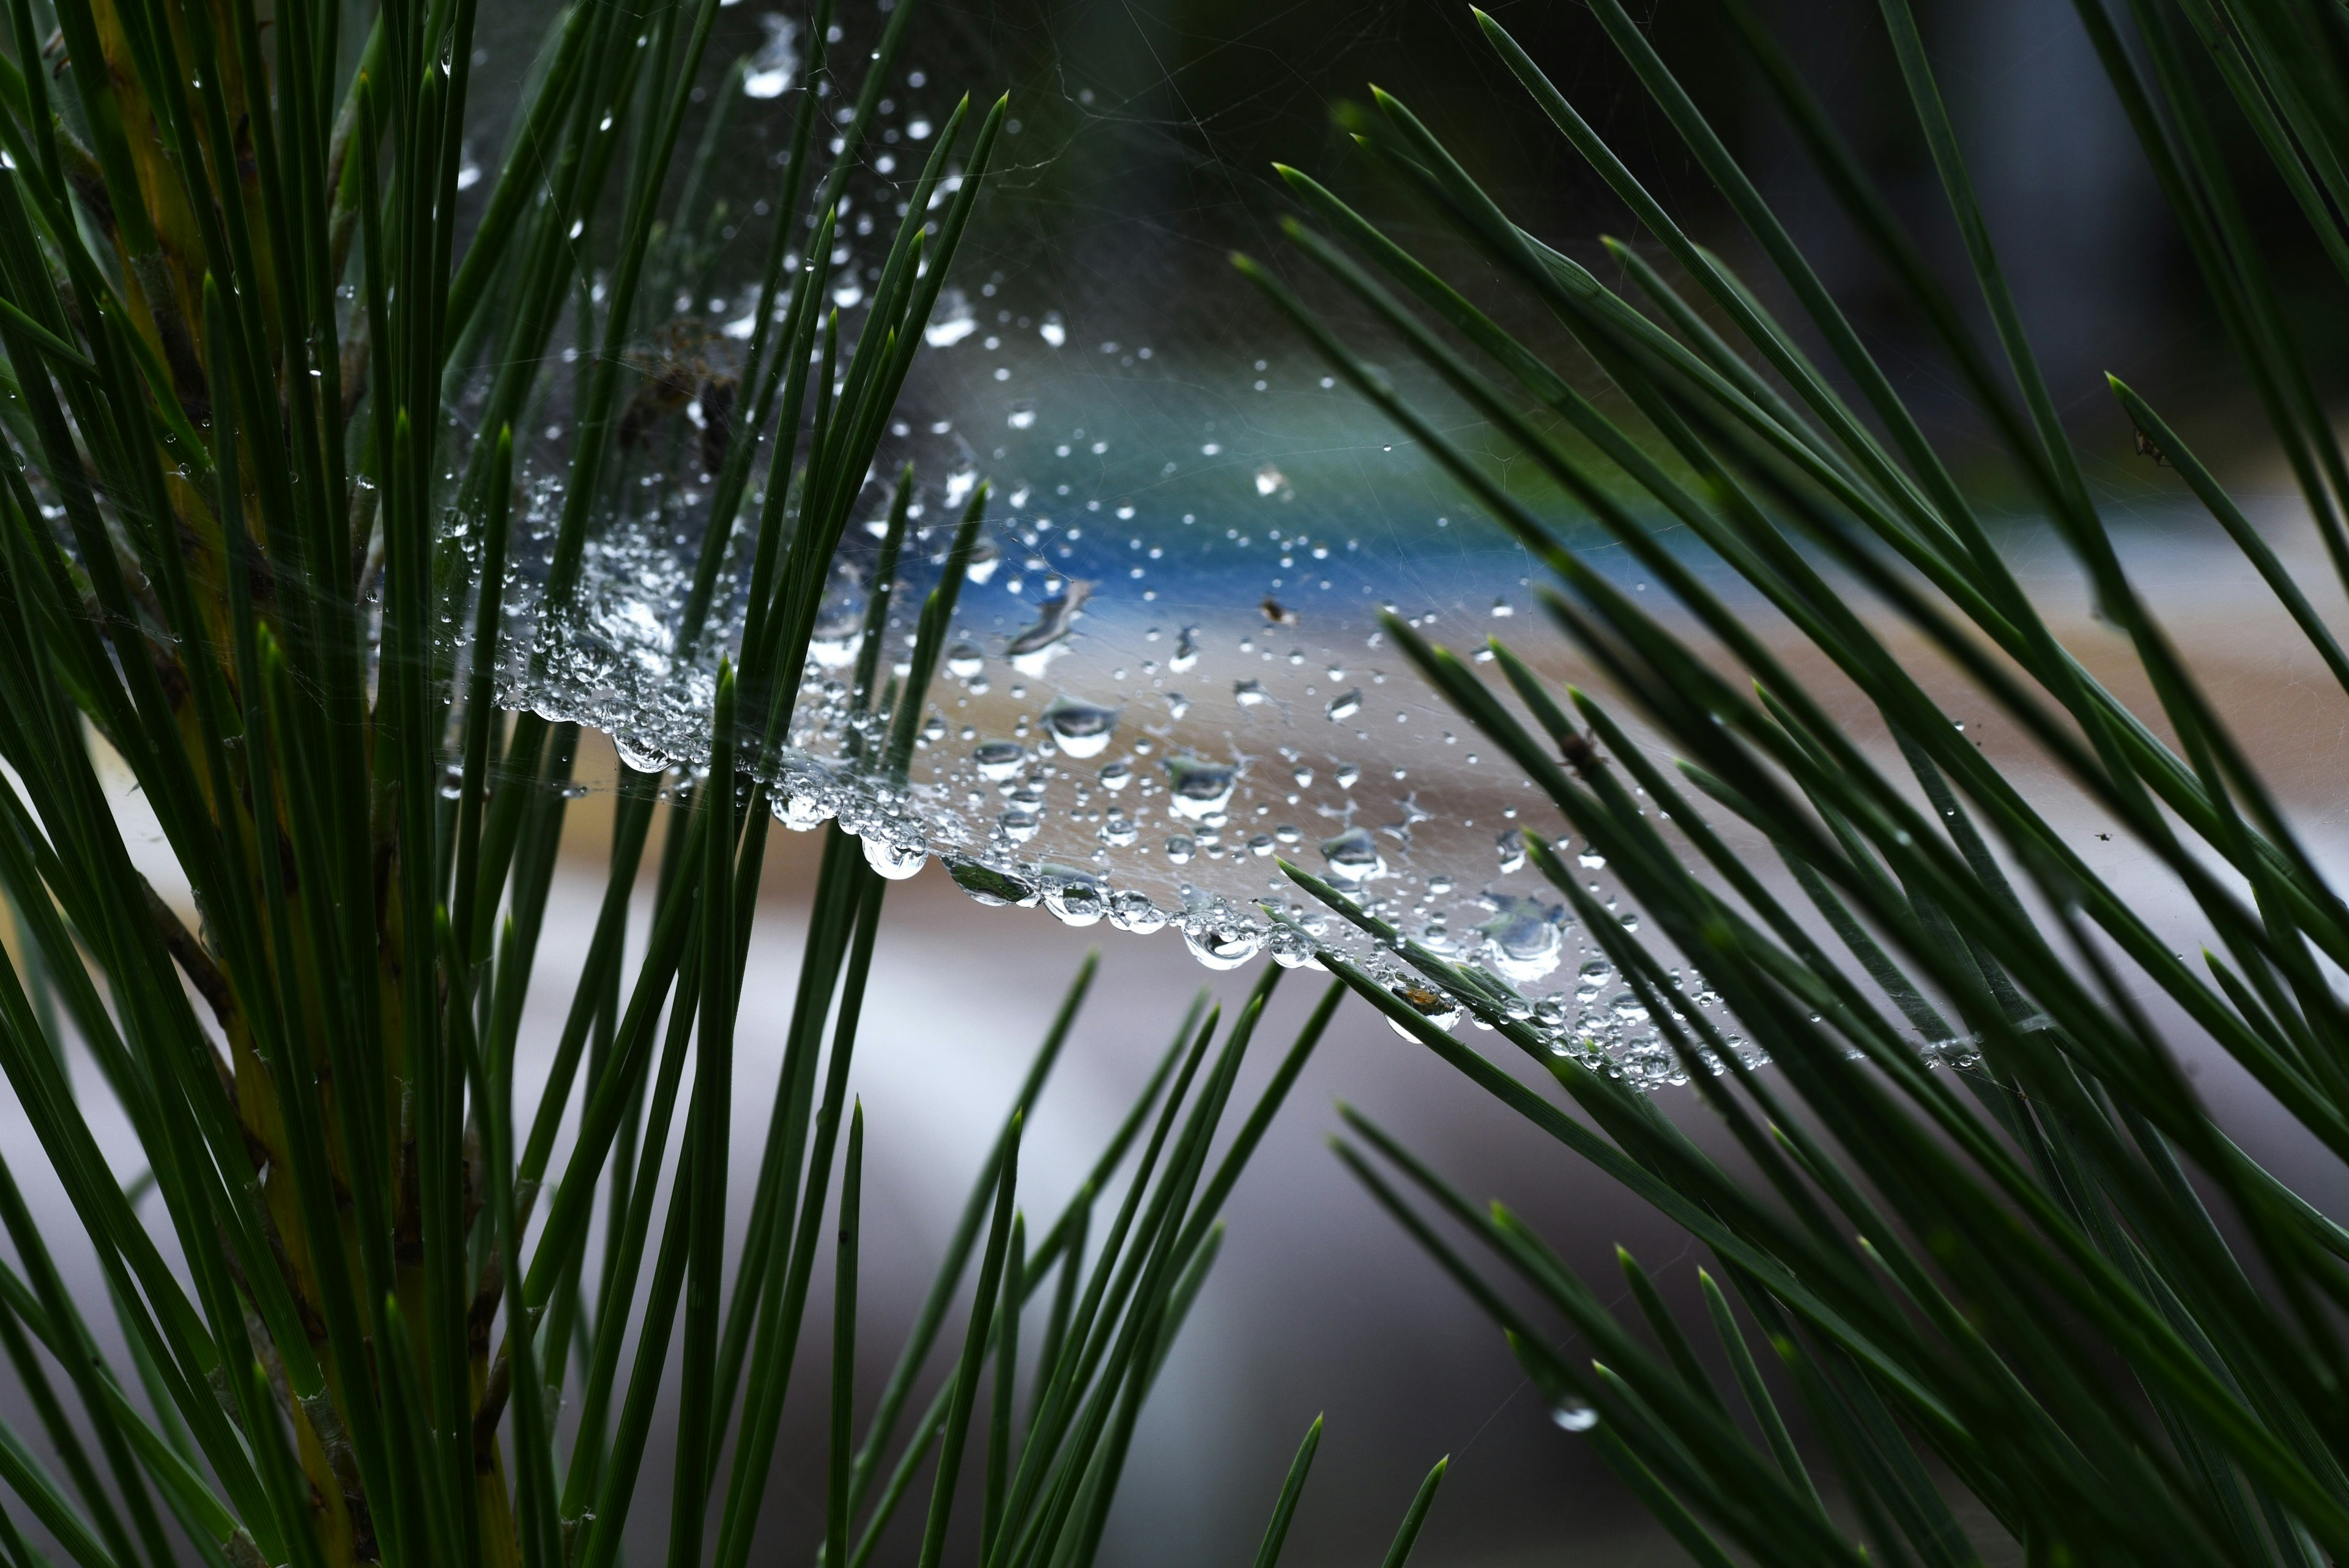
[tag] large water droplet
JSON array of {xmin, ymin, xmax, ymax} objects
[
  {"xmin": 1042, "ymin": 696, "xmax": 1118, "ymax": 759},
  {"xmin": 948, "ymin": 858, "xmax": 1039, "ymax": 907}
]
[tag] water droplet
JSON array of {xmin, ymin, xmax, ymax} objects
[
  {"xmin": 1098, "ymin": 812, "xmax": 1138, "ymax": 847},
  {"xmin": 1000, "ymin": 807, "xmax": 1041, "ymax": 844},
  {"xmin": 1577, "ymin": 845, "xmax": 1607, "ymax": 869},
  {"xmin": 1041, "ymin": 866, "xmax": 1108, "ymax": 926},
  {"xmin": 1234, "ymin": 678, "xmax": 1268, "ymax": 707},
  {"xmin": 863, "ymin": 835, "xmax": 927, "ymax": 880},
  {"xmin": 1386, "ymin": 979, "xmax": 1461, "ymax": 1039},
  {"xmin": 1039, "ymin": 311, "xmax": 1067, "ymax": 348},
  {"xmin": 1291, "ymin": 764, "xmax": 1315, "ymax": 787},
  {"xmin": 1247, "ymin": 833, "xmax": 1275, "ymax": 857},
  {"xmin": 947, "ymin": 641, "xmax": 985, "ymax": 680},
  {"xmin": 973, "ymin": 740, "xmax": 1025, "ymax": 781},
  {"xmin": 1170, "ymin": 626, "xmax": 1200, "ymax": 672},
  {"xmin": 1495, "ymin": 828, "xmax": 1527, "ymax": 875},
  {"xmin": 924, "ymin": 288, "xmax": 978, "ymax": 348},
  {"xmin": 1550, "ymin": 1399, "xmax": 1597, "ymax": 1433},
  {"xmin": 966, "ymin": 534, "xmax": 1001, "ymax": 584},
  {"xmin": 744, "ymin": 13, "xmax": 800, "ymax": 97},
  {"xmin": 1098, "ymin": 760, "xmax": 1132, "ymax": 791},
  {"xmin": 1182, "ymin": 914, "xmax": 1264, "ymax": 970},
  {"xmin": 1267, "ymin": 923, "xmax": 1324, "ymax": 969},
  {"xmin": 1478, "ymin": 894, "xmax": 1566, "ymax": 983},
  {"xmin": 1108, "ymin": 890, "xmax": 1168, "ymax": 933},
  {"xmin": 1326, "ymin": 688, "xmax": 1362, "ymax": 721},
  {"xmin": 1165, "ymin": 756, "xmax": 1237, "ymax": 822},
  {"xmin": 1334, "ymin": 764, "xmax": 1360, "ymax": 789},
  {"xmin": 1042, "ymin": 696, "xmax": 1119, "ymax": 759},
  {"xmin": 1165, "ymin": 834, "xmax": 1195, "ymax": 864},
  {"xmin": 1006, "ymin": 581, "xmax": 1093, "ymax": 677},
  {"xmin": 1319, "ymin": 827, "xmax": 1387, "ymax": 885},
  {"xmin": 1575, "ymin": 959, "xmax": 1613, "ymax": 1004},
  {"xmin": 1254, "ymin": 463, "xmax": 1288, "ymax": 498},
  {"xmin": 614, "ymin": 738, "xmax": 671, "ymax": 775}
]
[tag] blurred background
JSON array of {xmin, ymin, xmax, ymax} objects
[{"xmin": 18, "ymin": 1, "xmax": 2349, "ymax": 1566}]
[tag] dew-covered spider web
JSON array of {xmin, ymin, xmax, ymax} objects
[{"xmin": 456, "ymin": 0, "xmax": 1757, "ymax": 1085}]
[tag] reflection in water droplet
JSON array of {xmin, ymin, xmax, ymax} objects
[
  {"xmin": 1326, "ymin": 688, "xmax": 1362, "ymax": 721},
  {"xmin": 1098, "ymin": 759, "xmax": 1132, "ymax": 791},
  {"xmin": 1000, "ymin": 807, "xmax": 1041, "ymax": 843},
  {"xmin": 1098, "ymin": 812, "xmax": 1137, "ymax": 847},
  {"xmin": 1165, "ymin": 835, "xmax": 1195, "ymax": 864},
  {"xmin": 946, "ymin": 641, "xmax": 985, "ymax": 679},
  {"xmin": 948, "ymin": 858, "xmax": 1039, "ymax": 907},
  {"xmin": 1165, "ymin": 756, "xmax": 1237, "ymax": 822},
  {"xmin": 1319, "ymin": 827, "xmax": 1387, "ymax": 885},
  {"xmin": 1575, "ymin": 959, "xmax": 1614, "ymax": 1003},
  {"xmin": 1042, "ymin": 696, "xmax": 1118, "ymax": 759}
]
